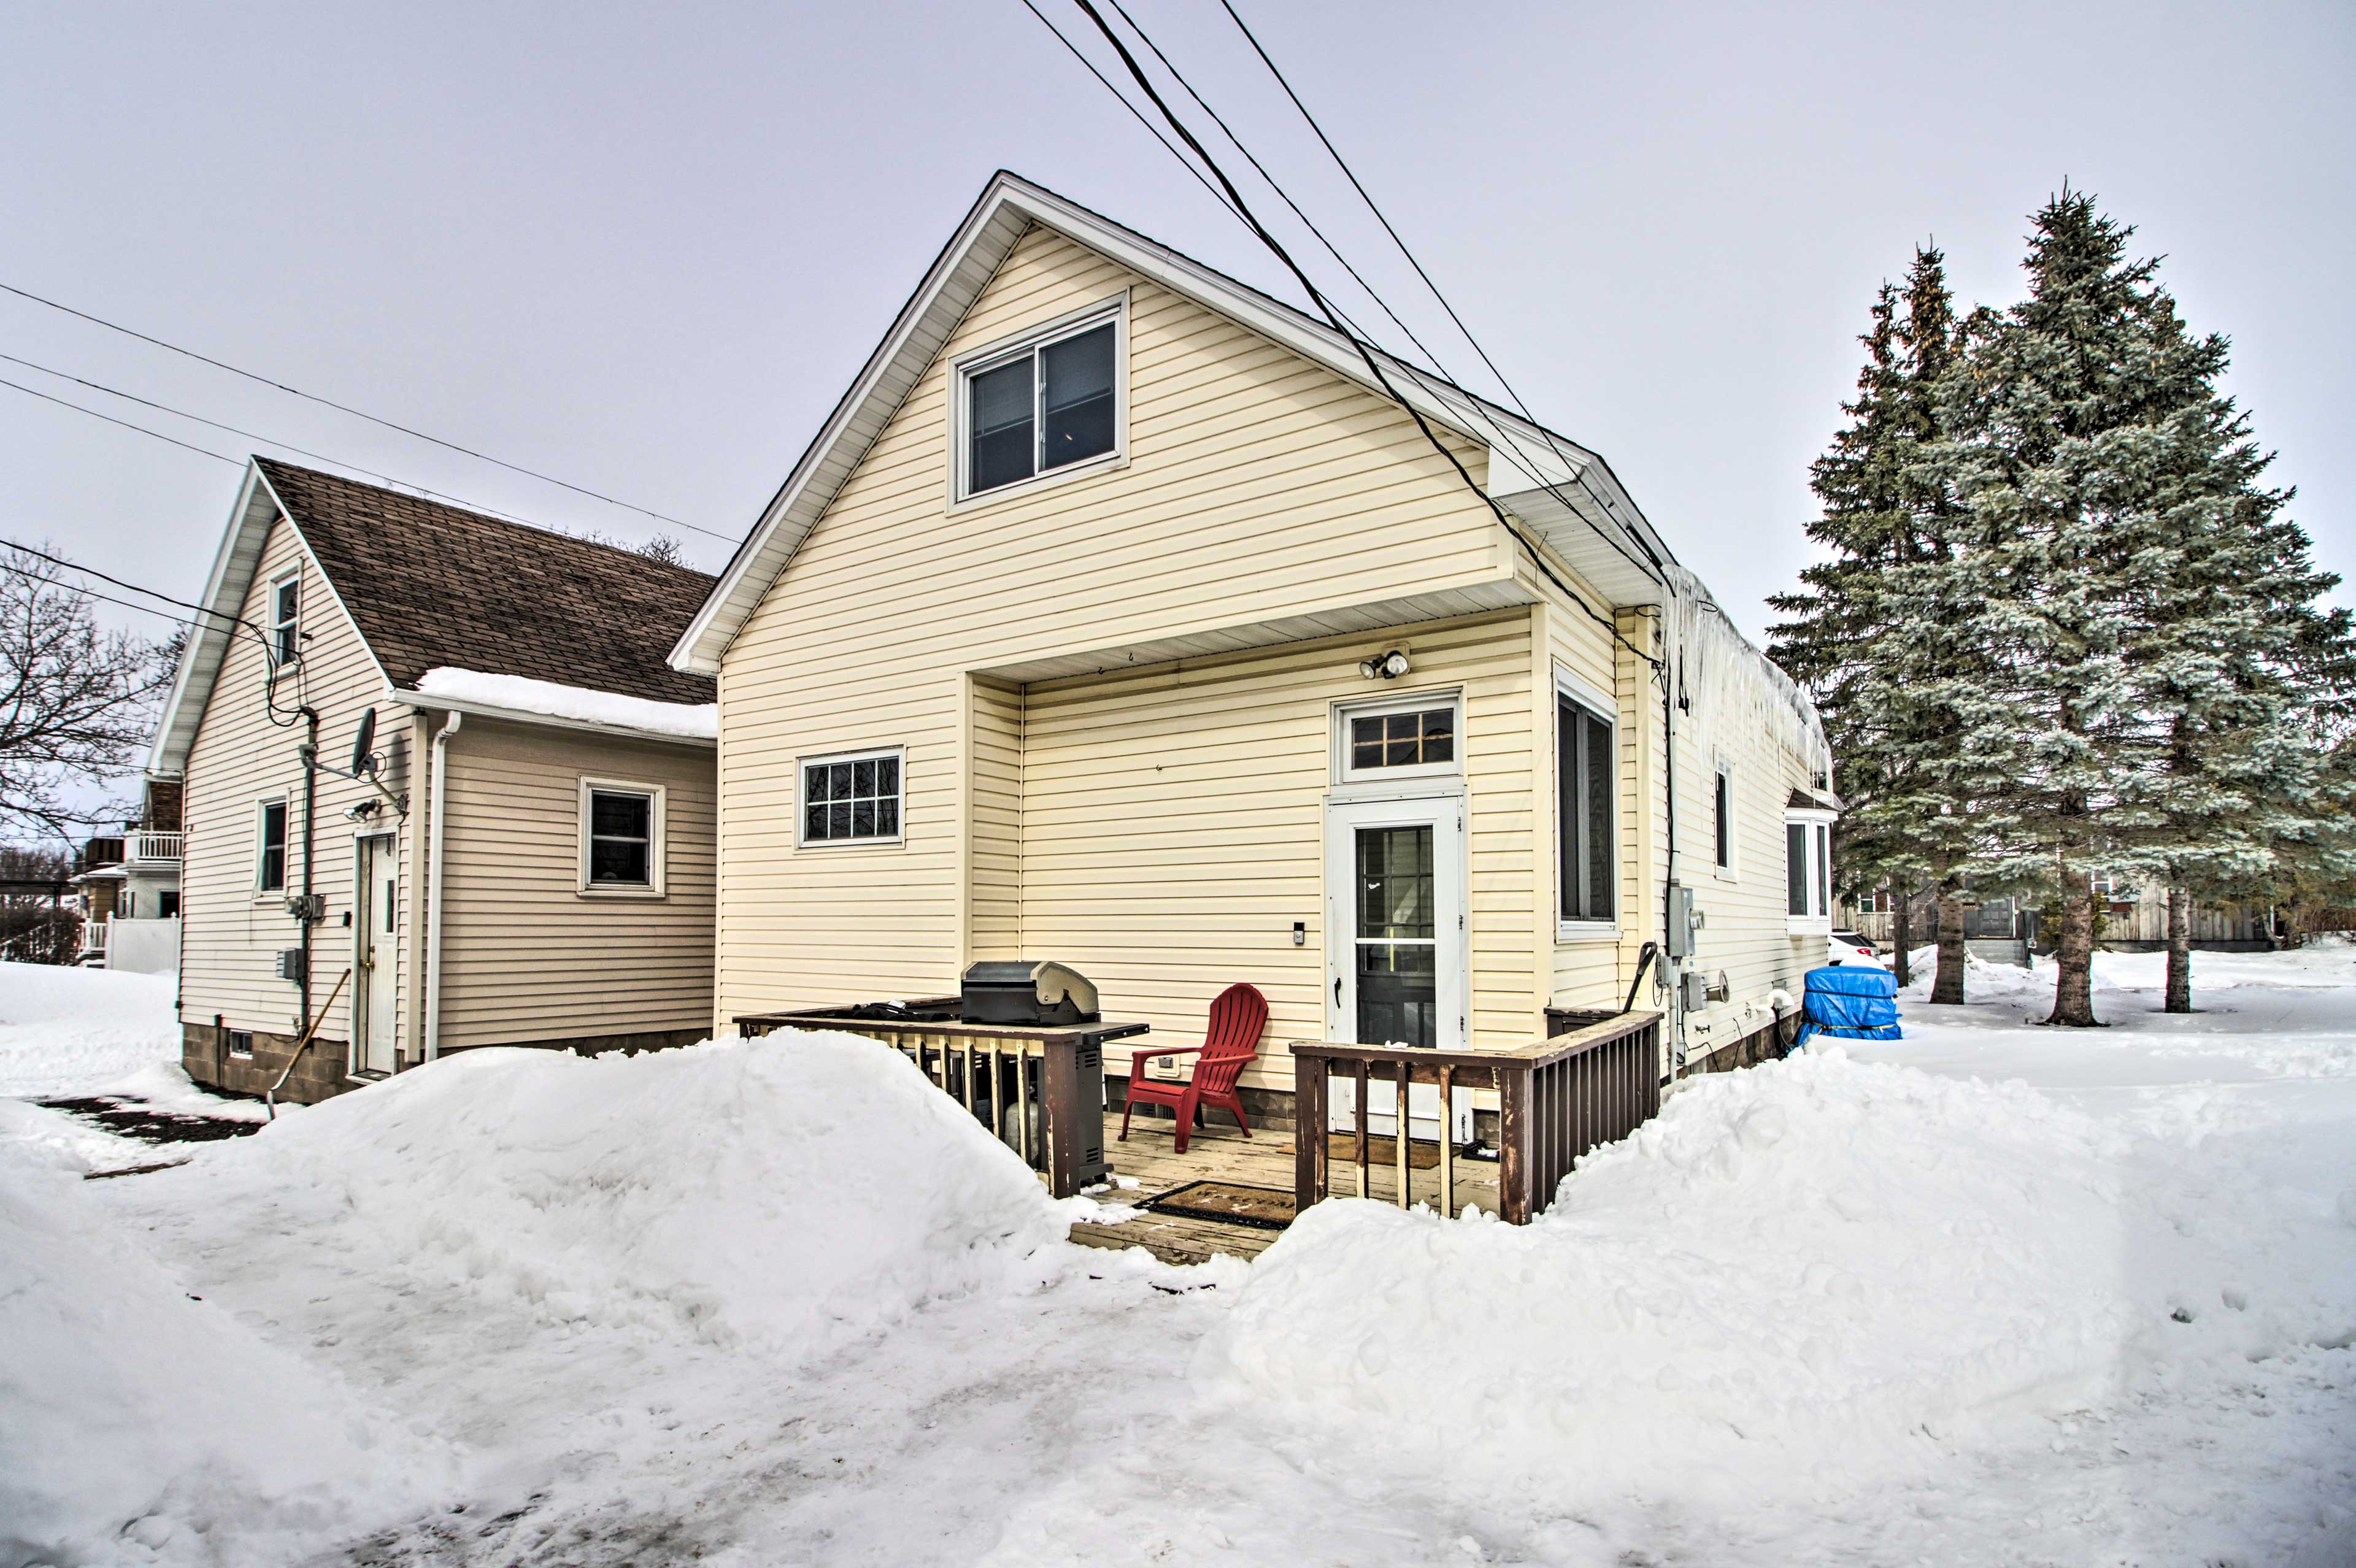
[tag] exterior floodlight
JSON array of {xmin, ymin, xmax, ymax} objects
[{"xmin": 1358, "ymin": 650, "xmax": 1411, "ymax": 680}]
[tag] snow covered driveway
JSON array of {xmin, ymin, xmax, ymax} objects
[{"xmin": 3, "ymin": 951, "xmax": 2352, "ymax": 1566}]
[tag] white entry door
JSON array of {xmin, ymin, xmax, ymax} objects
[
  {"xmin": 353, "ymin": 836, "xmax": 399, "ymax": 1076},
  {"xmin": 1324, "ymin": 794, "xmax": 1472, "ymax": 1142}
]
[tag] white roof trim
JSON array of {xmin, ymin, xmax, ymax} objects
[
  {"xmin": 391, "ymin": 688, "xmax": 718, "ymax": 750},
  {"xmin": 146, "ymin": 461, "xmax": 396, "ymax": 776},
  {"xmin": 668, "ymin": 171, "xmax": 1672, "ymax": 675}
]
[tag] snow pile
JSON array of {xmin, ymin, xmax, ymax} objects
[
  {"xmin": 0, "ymin": 1144, "xmax": 447, "ymax": 1566},
  {"xmin": 414, "ymin": 666, "xmax": 717, "ymax": 739},
  {"xmin": 0, "ymin": 960, "xmax": 179, "ymax": 1097},
  {"xmin": 179, "ymin": 1031, "xmax": 1068, "ymax": 1358},
  {"xmin": 1196, "ymin": 1050, "xmax": 2151, "ymax": 1503}
]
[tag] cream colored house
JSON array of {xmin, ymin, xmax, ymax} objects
[
  {"xmin": 673, "ymin": 174, "xmax": 1834, "ymax": 1126},
  {"xmin": 153, "ymin": 458, "xmax": 719, "ymax": 1104}
]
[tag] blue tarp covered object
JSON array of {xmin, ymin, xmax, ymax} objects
[{"xmin": 1793, "ymin": 964, "xmax": 1902, "ymax": 1048}]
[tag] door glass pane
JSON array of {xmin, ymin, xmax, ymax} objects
[
  {"xmin": 1039, "ymin": 323, "xmax": 1115, "ymax": 469},
  {"xmin": 969, "ymin": 357, "xmax": 1036, "ymax": 492},
  {"xmin": 1356, "ymin": 826, "xmax": 1436, "ymax": 1049}
]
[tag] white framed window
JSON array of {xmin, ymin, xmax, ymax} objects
[
  {"xmin": 798, "ymin": 747, "xmax": 904, "ymax": 847},
  {"xmin": 269, "ymin": 570, "xmax": 301, "ymax": 667},
  {"xmin": 1557, "ymin": 675, "xmax": 1617, "ymax": 934},
  {"xmin": 1712, "ymin": 761, "xmax": 1736, "ymax": 877},
  {"xmin": 1786, "ymin": 809, "xmax": 1834, "ymax": 931},
  {"xmin": 579, "ymin": 778, "xmax": 666, "ymax": 895},
  {"xmin": 1334, "ymin": 689, "xmax": 1463, "ymax": 787},
  {"xmin": 255, "ymin": 796, "xmax": 289, "ymax": 894},
  {"xmin": 2090, "ymin": 872, "xmax": 2134, "ymax": 902},
  {"xmin": 951, "ymin": 294, "xmax": 1126, "ymax": 504}
]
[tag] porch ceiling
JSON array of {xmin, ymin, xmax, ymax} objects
[{"xmin": 969, "ymin": 579, "xmax": 1536, "ymax": 685}]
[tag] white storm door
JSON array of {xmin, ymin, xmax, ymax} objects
[
  {"xmin": 1324, "ymin": 794, "xmax": 1471, "ymax": 1142},
  {"xmin": 355, "ymin": 836, "xmax": 399, "ymax": 1075}
]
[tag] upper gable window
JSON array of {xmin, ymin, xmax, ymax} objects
[
  {"xmin": 270, "ymin": 572, "xmax": 301, "ymax": 667},
  {"xmin": 955, "ymin": 299, "xmax": 1125, "ymax": 501}
]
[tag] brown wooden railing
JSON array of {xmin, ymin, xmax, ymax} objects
[
  {"xmin": 734, "ymin": 1001, "xmax": 1147, "ymax": 1198},
  {"xmin": 1290, "ymin": 1010, "xmax": 1663, "ymax": 1224}
]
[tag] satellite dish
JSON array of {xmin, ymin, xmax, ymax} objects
[{"xmin": 349, "ymin": 707, "xmax": 377, "ymax": 775}]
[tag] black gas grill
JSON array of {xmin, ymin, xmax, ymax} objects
[{"xmin": 959, "ymin": 961, "xmax": 1101, "ymax": 1027}]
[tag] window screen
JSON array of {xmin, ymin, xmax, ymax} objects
[
  {"xmin": 587, "ymin": 790, "xmax": 654, "ymax": 885},
  {"xmin": 258, "ymin": 801, "xmax": 288, "ymax": 892},
  {"xmin": 1558, "ymin": 696, "xmax": 1615, "ymax": 921},
  {"xmin": 965, "ymin": 320, "xmax": 1117, "ymax": 494},
  {"xmin": 803, "ymin": 753, "xmax": 902, "ymax": 844}
]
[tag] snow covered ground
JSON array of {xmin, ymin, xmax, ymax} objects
[
  {"xmin": 2, "ymin": 952, "xmax": 2351, "ymax": 1566},
  {"xmin": 0, "ymin": 960, "xmax": 180, "ymax": 1097}
]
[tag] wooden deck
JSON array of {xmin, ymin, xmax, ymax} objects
[{"xmin": 1063, "ymin": 1104, "xmax": 1502, "ymax": 1266}]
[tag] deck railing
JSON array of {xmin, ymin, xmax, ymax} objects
[
  {"xmin": 127, "ymin": 830, "xmax": 183, "ymax": 864},
  {"xmin": 734, "ymin": 1002, "xmax": 1144, "ymax": 1197},
  {"xmin": 1290, "ymin": 1010, "xmax": 1663, "ymax": 1223}
]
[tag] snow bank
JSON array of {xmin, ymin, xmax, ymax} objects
[
  {"xmin": 414, "ymin": 666, "xmax": 717, "ymax": 739},
  {"xmin": 0, "ymin": 1145, "xmax": 446, "ymax": 1566},
  {"xmin": 0, "ymin": 961, "xmax": 179, "ymax": 1097},
  {"xmin": 178, "ymin": 1031, "xmax": 1068, "ymax": 1358},
  {"xmin": 1195, "ymin": 1050, "xmax": 2149, "ymax": 1503}
]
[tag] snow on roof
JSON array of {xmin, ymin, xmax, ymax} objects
[{"xmin": 411, "ymin": 667, "xmax": 717, "ymax": 740}]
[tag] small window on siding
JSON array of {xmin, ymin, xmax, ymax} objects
[
  {"xmin": 1787, "ymin": 815, "xmax": 1832, "ymax": 923},
  {"xmin": 1558, "ymin": 693, "xmax": 1615, "ymax": 924},
  {"xmin": 958, "ymin": 307, "xmax": 1122, "ymax": 499},
  {"xmin": 256, "ymin": 799, "xmax": 288, "ymax": 893},
  {"xmin": 579, "ymin": 780, "xmax": 666, "ymax": 894},
  {"xmin": 270, "ymin": 574, "xmax": 301, "ymax": 666},
  {"xmin": 1714, "ymin": 768, "xmax": 1733, "ymax": 870},
  {"xmin": 800, "ymin": 749, "xmax": 903, "ymax": 845}
]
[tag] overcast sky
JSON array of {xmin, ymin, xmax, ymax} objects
[{"xmin": 4, "ymin": 0, "xmax": 2350, "ymax": 664}]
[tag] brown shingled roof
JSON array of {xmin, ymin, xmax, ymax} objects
[{"xmin": 256, "ymin": 458, "xmax": 715, "ymax": 705}]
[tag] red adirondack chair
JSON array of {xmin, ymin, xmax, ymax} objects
[{"xmin": 1119, "ymin": 982, "xmax": 1268, "ymax": 1155}]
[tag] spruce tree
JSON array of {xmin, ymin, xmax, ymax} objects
[
  {"xmin": 1926, "ymin": 191, "xmax": 2356, "ymax": 1023},
  {"xmin": 1771, "ymin": 248, "xmax": 1996, "ymax": 1002}
]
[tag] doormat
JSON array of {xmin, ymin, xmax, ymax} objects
[
  {"xmin": 1141, "ymin": 1180, "xmax": 1298, "ymax": 1231},
  {"xmin": 1325, "ymin": 1132, "xmax": 1441, "ymax": 1169}
]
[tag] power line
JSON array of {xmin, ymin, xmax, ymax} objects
[
  {"xmin": 0, "ymin": 350, "xmax": 727, "ymax": 544},
  {"xmin": 0, "ymin": 375, "xmax": 241, "ymax": 466},
  {"xmin": 1215, "ymin": 0, "xmax": 1669, "ymax": 580},
  {"xmin": 0, "ymin": 278, "xmax": 709, "ymax": 536},
  {"xmin": 1088, "ymin": 0, "xmax": 1658, "ymax": 590},
  {"xmin": 0, "ymin": 534, "xmax": 261, "ymax": 640},
  {"xmin": 1065, "ymin": 0, "xmax": 1658, "ymax": 669}
]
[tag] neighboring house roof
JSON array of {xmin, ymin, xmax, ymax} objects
[
  {"xmin": 668, "ymin": 170, "xmax": 1679, "ymax": 675},
  {"xmin": 150, "ymin": 459, "xmax": 715, "ymax": 774}
]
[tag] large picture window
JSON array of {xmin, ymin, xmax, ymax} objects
[
  {"xmin": 579, "ymin": 779, "xmax": 666, "ymax": 895},
  {"xmin": 957, "ymin": 304, "xmax": 1123, "ymax": 499},
  {"xmin": 800, "ymin": 748, "xmax": 903, "ymax": 845},
  {"xmin": 1558, "ymin": 690, "xmax": 1615, "ymax": 926}
]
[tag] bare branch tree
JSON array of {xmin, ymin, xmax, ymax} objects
[{"xmin": 0, "ymin": 545, "xmax": 175, "ymax": 842}]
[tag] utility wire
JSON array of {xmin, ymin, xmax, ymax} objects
[
  {"xmin": 1092, "ymin": 0, "xmax": 1659, "ymax": 589},
  {"xmin": 1066, "ymin": 0, "xmax": 1658, "ymax": 669},
  {"xmin": 0, "ymin": 350, "xmax": 709, "ymax": 543},
  {"xmin": 0, "ymin": 534, "xmax": 262, "ymax": 641},
  {"xmin": 0, "ymin": 278, "xmax": 709, "ymax": 536},
  {"xmin": 0, "ymin": 375, "xmax": 241, "ymax": 466},
  {"xmin": 1217, "ymin": 0, "xmax": 1668, "ymax": 581}
]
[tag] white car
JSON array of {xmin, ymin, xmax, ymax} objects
[{"xmin": 1827, "ymin": 930, "xmax": 1885, "ymax": 967}]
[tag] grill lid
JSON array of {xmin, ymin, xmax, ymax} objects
[{"xmin": 960, "ymin": 960, "xmax": 1100, "ymax": 1022}]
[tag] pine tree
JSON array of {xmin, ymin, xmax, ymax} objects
[
  {"xmin": 1927, "ymin": 191, "xmax": 2356, "ymax": 1023},
  {"xmin": 1771, "ymin": 247, "xmax": 1997, "ymax": 1001}
]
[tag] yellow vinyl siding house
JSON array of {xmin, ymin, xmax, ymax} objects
[
  {"xmin": 676, "ymin": 174, "xmax": 1833, "ymax": 1111},
  {"xmin": 153, "ymin": 459, "xmax": 719, "ymax": 1104}
]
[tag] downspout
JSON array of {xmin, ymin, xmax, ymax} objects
[
  {"xmin": 423, "ymin": 710, "xmax": 461, "ymax": 1061},
  {"xmin": 1661, "ymin": 637, "xmax": 1682, "ymax": 1078},
  {"xmin": 296, "ymin": 706, "xmax": 320, "ymax": 1032}
]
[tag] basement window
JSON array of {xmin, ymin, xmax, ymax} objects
[
  {"xmin": 580, "ymin": 780, "xmax": 666, "ymax": 895},
  {"xmin": 228, "ymin": 1029, "xmax": 253, "ymax": 1058},
  {"xmin": 799, "ymin": 748, "xmax": 903, "ymax": 846},
  {"xmin": 955, "ymin": 299, "xmax": 1125, "ymax": 501}
]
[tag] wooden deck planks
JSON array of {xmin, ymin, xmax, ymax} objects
[{"xmin": 1064, "ymin": 1105, "xmax": 1501, "ymax": 1264}]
